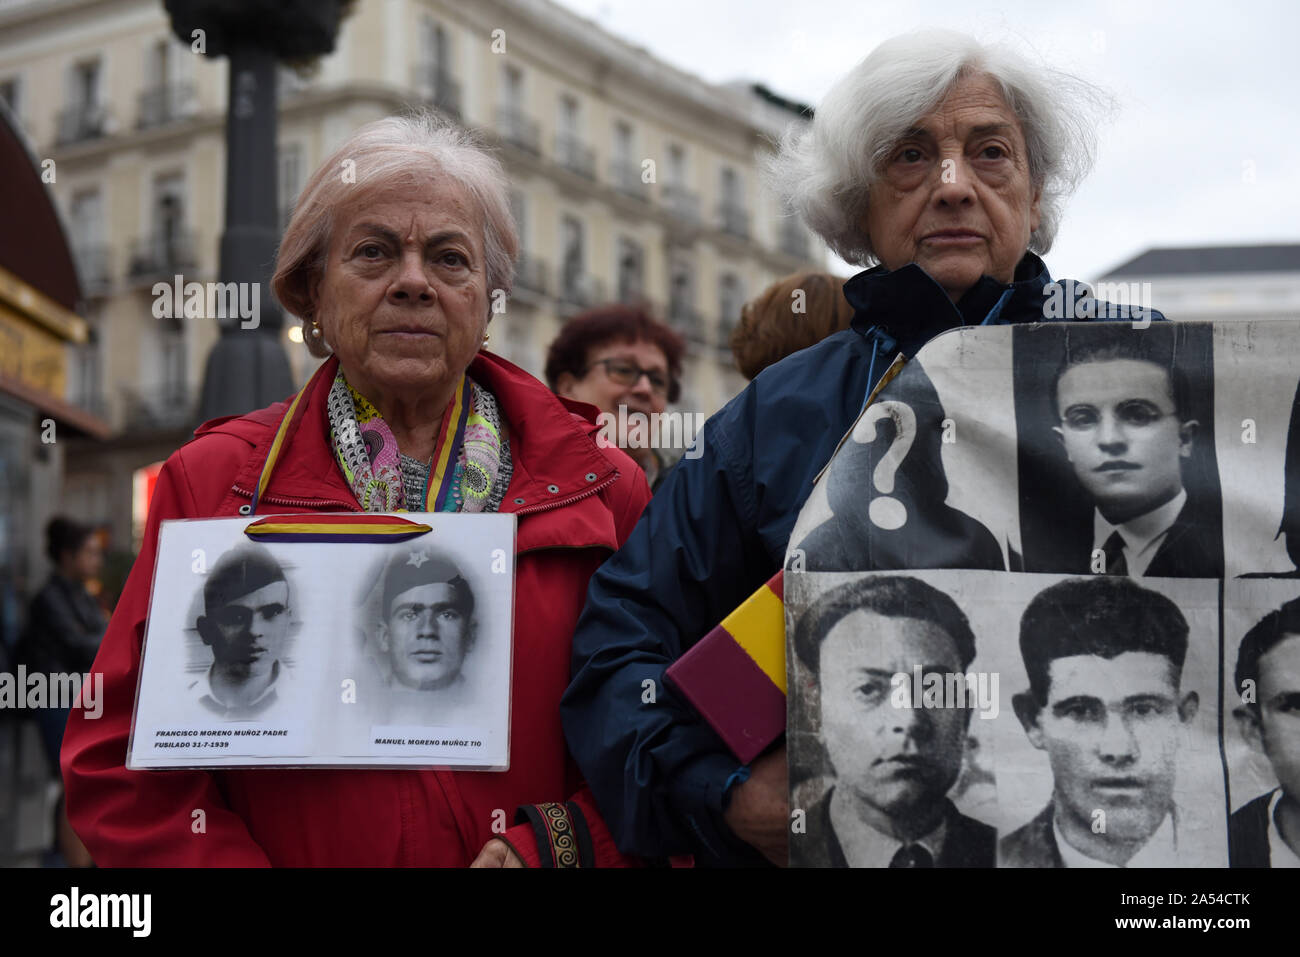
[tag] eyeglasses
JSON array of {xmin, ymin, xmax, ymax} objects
[{"xmin": 585, "ymin": 358, "xmax": 671, "ymax": 396}]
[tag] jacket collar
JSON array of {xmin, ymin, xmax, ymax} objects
[
  {"xmin": 208, "ymin": 351, "xmax": 623, "ymax": 524},
  {"xmin": 844, "ymin": 251, "xmax": 1053, "ymax": 357}
]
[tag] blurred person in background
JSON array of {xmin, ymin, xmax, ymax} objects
[
  {"xmin": 546, "ymin": 305, "xmax": 685, "ymax": 492},
  {"xmin": 731, "ymin": 271, "xmax": 854, "ymax": 380},
  {"xmin": 22, "ymin": 516, "xmax": 105, "ymax": 867}
]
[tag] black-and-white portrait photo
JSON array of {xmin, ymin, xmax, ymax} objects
[
  {"xmin": 1224, "ymin": 579, "xmax": 1300, "ymax": 867},
  {"xmin": 357, "ymin": 547, "xmax": 482, "ymax": 724},
  {"xmin": 190, "ymin": 545, "xmax": 299, "ymax": 720},
  {"xmin": 1013, "ymin": 322, "xmax": 1223, "ymax": 578},
  {"xmin": 993, "ymin": 574, "xmax": 1225, "ymax": 867},
  {"xmin": 787, "ymin": 571, "xmax": 998, "ymax": 868}
]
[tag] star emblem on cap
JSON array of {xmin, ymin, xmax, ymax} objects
[{"xmin": 406, "ymin": 550, "xmax": 430, "ymax": 568}]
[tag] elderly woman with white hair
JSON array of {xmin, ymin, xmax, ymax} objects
[
  {"xmin": 563, "ymin": 29, "xmax": 1160, "ymax": 867},
  {"xmin": 62, "ymin": 113, "xmax": 652, "ymax": 867}
]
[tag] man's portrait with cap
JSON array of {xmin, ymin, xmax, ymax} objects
[
  {"xmin": 375, "ymin": 548, "xmax": 477, "ymax": 694},
  {"xmin": 192, "ymin": 546, "xmax": 295, "ymax": 719}
]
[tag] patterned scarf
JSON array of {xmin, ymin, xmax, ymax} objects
[{"xmin": 327, "ymin": 369, "xmax": 510, "ymax": 513}]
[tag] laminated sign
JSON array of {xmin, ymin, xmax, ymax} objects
[
  {"xmin": 127, "ymin": 512, "xmax": 515, "ymax": 770},
  {"xmin": 785, "ymin": 319, "xmax": 1300, "ymax": 868}
]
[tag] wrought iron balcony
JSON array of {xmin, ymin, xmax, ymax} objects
[
  {"xmin": 411, "ymin": 64, "xmax": 461, "ymax": 120},
  {"xmin": 137, "ymin": 82, "xmax": 196, "ymax": 130},
  {"xmin": 778, "ymin": 218, "xmax": 810, "ymax": 259},
  {"xmin": 513, "ymin": 255, "xmax": 549, "ymax": 298},
  {"xmin": 609, "ymin": 160, "xmax": 648, "ymax": 200},
  {"xmin": 662, "ymin": 184, "xmax": 700, "ymax": 224},
  {"xmin": 668, "ymin": 299, "xmax": 703, "ymax": 337},
  {"xmin": 555, "ymin": 133, "xmax": 595, "ymax": 180},
  {"xmin": 556, "ymin": 271, "xmax": 606, "ymax": 313},
  {"xmin": 72, "ymin": 244, "xmax": 112, "ymax": 298},
  {"xmin": 496, "ymin": 107, "xmax": 540, "ymax": 155},
  {"xmin": 56, "ymin": 101, "xmax": 110, "ymax": 145},
  {"xmin": 121, "ymin": 383, "xmax": 194, "ymax": 432},
  {"xmin": 127, "ymin": 231, "xmax": 199, "ymax": 283},
  {"xmin": 717, "ymin": 202, "xmax": 750, "ymax": 240}
]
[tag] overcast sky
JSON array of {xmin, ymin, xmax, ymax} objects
[{"xmin": 552, "ymin": 0, "xmax": 1300, "ymax": 282}]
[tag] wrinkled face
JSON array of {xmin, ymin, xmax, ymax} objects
[
  {"xmin": 1025, "ymin": 651, "xmax": 1196, "ymax": 845},
  {"xmin": 1250, "ymin": 634, "xmax": 1300, "ymax": 801},
  {"xmin": 379, "ymin": 583, "xmax": 472, "ymax": 691},
  {"xmin": 201, "ymin": 581, "xmax": 291, "ymax": 684},
  {"xmin": 864, "ymin": 73, "xmax": 1042, "ymax": 301},
  {"xmin": 557, "ymin": 338, "xmax": 671, "ymax": 421},
  {"xmin": 818, "ymin": 611, "xmax": 968, "ymax": 820},
  {"xmin": 1055, "ymin": 358, "xmax": 1194, "ymax": 524},
  {"xmin": 310, "ymin": 179, "xmax": 489, "ymax": 401}
]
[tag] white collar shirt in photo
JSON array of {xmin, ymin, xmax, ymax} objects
[
  {"xmin": 1268, "ymin": 789, "xmax": 1300, "ymax": 868},
  {"xmin": 829, "ymin": 788, "xmax": 949, "ymax": 868},
  {"xmin": 190, "ymin": 660, "xmax": 284, "ymax": 719},
  {"xmin": 1093, "ymin": 488, "xmax": 1187, "ymax": 577},
  {"xmin": 1053, "ymin": 809, "xmax": 1177, "ymax": 867}
]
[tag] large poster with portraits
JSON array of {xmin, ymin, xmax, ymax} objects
[
  {"xmin": 785, "ymin": 319, "xmax": 1300, "ymax": 868},
  {"xmin": 127, "ymin": 514, "xmax": 514, "ymax": 770}
]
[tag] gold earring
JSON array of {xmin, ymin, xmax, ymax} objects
[
  {"xmin": 482, "ymin": 333, "xmax": 490, "ymax": 345},
  {"xmin": 311, "ymin": 321, "xmax": 322, "ymax": 339}
]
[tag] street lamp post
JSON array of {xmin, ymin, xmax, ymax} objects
[{"xmin": 162, "ymin": 0, "xmax": 352, "ymax": 424}]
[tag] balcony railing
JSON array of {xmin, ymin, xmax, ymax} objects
[
  {"xmin": 717, "ymin": 202, "xmax": 750, "ymax": 240},
  {"xmin": 72, "ymin": 244, "xmax": 112, "ymax": 298},
  {"xmin": 609, "ymin": 160, "xmax": 648, "ymax": 200},
  {"xmin": 668, "ymin": 300, "xmax": 703, "ymax": 337},
  {"xmin": 411, "ymin": 64, "xmax": 461, "ymax": 120},
  {"xmin": 556, "ymin": 271, "xmax": 606, "ymax": 313},
  {"xmin": 496, "ymin": 106, "xmax": 539, "ymax": 155},
  {"xmin": 56, "ymin": 101, "xmax": 110, "ymax": 145},
  {"xmin": 121, "ymin": 383, "xmax": 193, "ymax": 432},
  {"xmin": 778, "ymin": 219, "xmax": 810, "ymax": 259},
  {"xmin": 555, "ymin": 133, "xmax": 595, "ymax": 180},
  {"xmin": 662, "ymin": 184, "xmax": 700, "ymax": 224},
  {"xmin": 128, "ymin": 231, "xmax": 198, "ymax": 283},
  {"xmin": 513, "ymin": 255, "xmax": 548, "ymax": 298},
  {"xmin": 137, "ymin": 82, "xmax": 196, "ymax": 130}
]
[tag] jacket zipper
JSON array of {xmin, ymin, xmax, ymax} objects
[
  {"xmin": 511, "ymin": 473, "xmax": 619, "ymax": 518},
  {"xmin": 231, "ymin": 484, "xmax": 362, "ymax": 512}
]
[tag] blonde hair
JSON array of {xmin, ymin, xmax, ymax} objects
[{"xmin": 273, "ymin": 111, "xmax": 519, "ymax": 357}]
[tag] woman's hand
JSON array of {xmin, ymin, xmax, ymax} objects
[{"xmin": 469, "ymin": 838, "xmax": 525, "ymax": 868}]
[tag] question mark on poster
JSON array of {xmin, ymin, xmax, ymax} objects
[{"xmin": 851, "ymin": 400, "xmax": 916, "ymax": 531}]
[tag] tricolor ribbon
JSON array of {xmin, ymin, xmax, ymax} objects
[
  {"xmin": 424, "ymin": 375, "xmax": 471, "ymax": 512},
  {"xmin": 244, "ymin": 513, "xmax": 432, "ymax": 544}
]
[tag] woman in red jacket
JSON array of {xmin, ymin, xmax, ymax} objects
[{"xmin": 60, "ymin": 112, "xmax": 652, "ymax": 867}]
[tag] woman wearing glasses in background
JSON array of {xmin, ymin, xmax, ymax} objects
[{"xmin": 546, "ymin": 305, "xmax": 686, "ymax": 493}]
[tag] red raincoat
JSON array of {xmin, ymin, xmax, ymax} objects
[{"xmin": 62, "ymin": 351, "xmax": 654, "ymax": 867}]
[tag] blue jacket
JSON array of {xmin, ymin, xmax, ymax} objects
[{"xmin": 560, "ymin": 253, "xmax": 1161, "ymax": 865}]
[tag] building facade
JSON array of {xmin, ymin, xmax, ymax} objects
[
  {"xmin": 0, "ymin": 0, "xmax": 825, "ymax": 553},
  {"xmin": 1096, "ymin": 244, "xmax": 1300, "ymax": 323}
]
